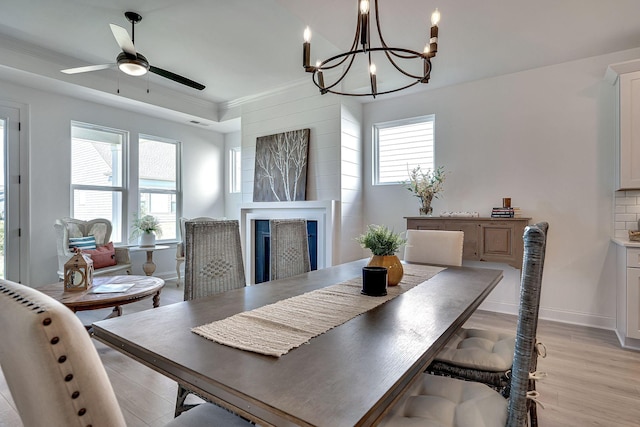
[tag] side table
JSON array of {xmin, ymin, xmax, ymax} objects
[{"xmin": 130, "ymin": 244, "xmax": 170, "ymax": 276}]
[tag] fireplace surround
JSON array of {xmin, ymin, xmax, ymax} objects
[{"xmin": 239, "ymin": 200, "xmax": 339, "ymax": 284}]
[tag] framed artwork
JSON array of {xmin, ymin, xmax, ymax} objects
[{"xmin": 253, "ymin": 128, "xmax": 310, "ymax": 202}]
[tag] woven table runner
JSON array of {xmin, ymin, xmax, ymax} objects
[{"xmin": 192, "ymin": 263, "xmax": 445, "ymax": 357}]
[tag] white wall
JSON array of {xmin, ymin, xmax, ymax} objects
[
  {"xmin": 361, "ymin": 48, "xmax": 640, "ymax": 329},
  {"xmin": 0, "ymin": 79, "xmax": 226, "ymax": 286}
]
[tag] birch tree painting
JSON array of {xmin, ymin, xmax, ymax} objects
[{"xmin": 253, "ymin": 128, "xmax": 310, "ymax": 202}]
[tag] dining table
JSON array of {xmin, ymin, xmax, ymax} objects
[{"xmin": 92, "ymin": 259, "xmax": 503, "ymax": 427}]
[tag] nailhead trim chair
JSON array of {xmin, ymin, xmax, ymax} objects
[
  {"xmin": 269, "ymin": 218, "xmax": 311, "ymax": 280},
  {"xmin": 0, "ymin": 279, "xmax": 251, "ymax": 427},
  {"xmin": 54, "ymin": 217, "xmax": 132, "ymax": 280},
  {"xmin": 403, "ymin": 229, "xmax": 464, "ymax": 267},
  {"xmin": 379, "ymin": 222, "xmax": 548, "ymax": 427},
  {"xmin": 177, "ymin": 219, "xmax": 247, "ymax": 417}
]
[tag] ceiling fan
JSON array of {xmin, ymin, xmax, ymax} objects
[{"xmin": 61, "ymin": 11, "xmax": 205, "ymax": 91}]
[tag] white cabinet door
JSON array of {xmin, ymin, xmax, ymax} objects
[
  {"xmin": 618, "ymin": 71, "xmax": 640, "ymax": 189},
  {"xmin": 626, "ymin": 266, "xmax": 640, "ymax": 339}
]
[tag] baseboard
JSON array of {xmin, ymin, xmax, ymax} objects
[
  {"xmin": 615, "ymin": 329, "xmax": 640, "ymax": 351},
  {"xmin": 480, "ymin": 300, "xmax": 616, "ymax": 330}
]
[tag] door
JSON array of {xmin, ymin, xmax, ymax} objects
[{"xmin": 0, "ymin": 105, "xmax": 21, "ymax": 282}]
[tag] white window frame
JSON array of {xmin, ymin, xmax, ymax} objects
[
  {"xmin": 229, "ymin": 146, "xmax": 241, "ymax": 193},
  {"xmin": 138, "ymin": 134, "xmax": 182, "ymax": 242},
  {"xmin": 373, "ymin": 115, "xmax": 435, "ymax": 185},
  {"xmin": 70, "ymin": 121, "xmax": 128, "ymax": 243}
]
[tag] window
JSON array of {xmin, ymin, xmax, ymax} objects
[
  {"xmin": 373, "ymin": 115, "xmax": 435, "ymax": 185},
  {"xmin": 71, "ymin": 122, "xmax": 126, "ymax": 242},
  {"xmin": 229, "ymin": 147, "xmax": 241, "ymax": 193},
  {"xmin": 138, "ymin": 135, "xmax": 180, "ymax": 241}
]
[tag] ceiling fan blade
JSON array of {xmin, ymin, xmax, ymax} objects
[
  {"xmin": 109, "ymin": 23, "xmax": 136, "ymax": 56},
  {"xmin": 61, "ymin": 63, "xmax": 114, "ymax": 74},
  {"xmin": 149, "ymin": 66, "xmax": 206, "ymax": 91}
]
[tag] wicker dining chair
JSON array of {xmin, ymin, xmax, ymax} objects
[
  {"xmin": 426, "ymin": 225, "xmax": 548, "ymax": 400},
  {"xmin": 177, "ymin": 219, "xmax": 247, "ymax": 416},
  {"xmin": 403, "ymin": 229, "xmax": 464, "ymax": 266},
  {"xmin": 379, "ymin": 222, "xmax": 549, "ymax": 427},
  {"xmin": 183, "ymin": 219, "xmax": 246, "ymax": 300},
  {"xmin": 269, "ymin": 218, "xmax": 311, "ymax": 280},
  {"xmin": 175, "ymin": 216, "xmax": 216, "ymax": 287},
  {"xmin": 0, "ymin": 279, "xmax": 252, "ymax": 427}
]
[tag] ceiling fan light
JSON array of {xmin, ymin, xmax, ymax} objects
[
  {"xmin": 116, "ymin": 52, "xmax": 149, "ymax": 76},
  {"xmin": 119, "ymin": 60, "xmax": 147, "ymax": 76}
]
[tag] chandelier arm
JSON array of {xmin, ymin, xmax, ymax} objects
[
  {"xmin": 382, "ymin": 49, "xmax": 428, "ymax": 79},
  {"xmin": 324, "ymin": 79, "xmax": 421, "ymax": 97},
  {"xmin": 314, "ymin": 52, "xmax": 358, "ymax": 91},
  {"xmin": 373, "ymin": 0, "xmax": 390, "ymax": 49}
]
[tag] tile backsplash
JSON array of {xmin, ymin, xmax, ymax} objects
[{"xmin": 615, "ymin": 190, "xmax": 640, "ymax": 239}]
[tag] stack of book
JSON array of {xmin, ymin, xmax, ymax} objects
[{"xmin": 491, "ymin": 207, "xmax": 516, "ymax": 218}]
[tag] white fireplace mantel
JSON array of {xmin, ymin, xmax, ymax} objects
[{"xmin": 239, "ymin": 200, "xmax": 339, "ymax": 284}]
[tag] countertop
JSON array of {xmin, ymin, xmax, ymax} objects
[{"xmin": 612, "ymin": 237, "xmax": 640, "ymax": 247}]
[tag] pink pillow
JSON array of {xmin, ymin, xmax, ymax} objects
[{"xmin": 82, "ymin": 242, "xmax": 117, "ymax": 269}]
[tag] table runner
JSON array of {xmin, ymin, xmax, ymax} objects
[{"xmin": 192, "ymin": 263, "xmax": 445, "ymax": 357}]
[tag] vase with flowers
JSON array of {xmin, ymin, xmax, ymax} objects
[
  {"xmin": 405, "ymin": 165, "xmax": 446, "ymax": 216},
  {"xmin": 131, "ymin": 213, "xmax": 162, "ymax": 247},
  {"xmin": 356, "ymin": 224, "xmax": 407, "ymax": 286}
]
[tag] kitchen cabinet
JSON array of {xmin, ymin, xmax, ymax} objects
[
  {"xmin": 606, "ymin": 60, "xmax": 640, "ymax": 190},
  {"xmin": 405, "ymin": 217, "xmax": 530, "ymax": 269},
  {"xmin": 614, "ymin": 241, "xmax": 640, "ymax": 349}
]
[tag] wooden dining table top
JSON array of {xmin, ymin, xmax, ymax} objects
[{"xmin": 92, "ymin": 259, "xmax": 503, "ymax": 427}]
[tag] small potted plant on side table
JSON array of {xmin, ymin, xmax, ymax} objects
[
  {"xmin": 356, "ymin": 224, "xmax": 407, "ymax": 286},
  {"xmin": 131, "ymin": 213, "xmax": 162, "ymax": 247}
]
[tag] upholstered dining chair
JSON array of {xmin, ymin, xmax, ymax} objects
[
  {"xmin": 0, "ymin": 279, "xmax": 251, "ymax": 427},
  {"xmin": 178, "ymin": 219, "xmax": 246, "ymax": 415},
  {"xmin": 403, "ymin": 229, "xmax": 464, "ymax": 266},
  {"xmin": 427, "ymin": 224, "xmax": 548, "ymax": 402},
  {"xmin": 269, "ymin": 218, "xmax": 311, "ymax": 280},
  {"xmin": 379, "ymin": 222, "xmax": 549, "ymax": 427},
  {"xmin": 175, "ymin": 216, "xmax": 215, "ymax": 287},
  {"xmin": 54, "ymin": 217, "xmax": 132, "ymax": 280}
]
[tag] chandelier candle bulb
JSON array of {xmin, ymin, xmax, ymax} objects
[
  {"xmin": 431, "ymin": 8, "xmax": 440, "ymax": 26},
  {"xmin": 317, "ymin": 69, "xmax": 327, "ymax": 94},
  {"xmin": 360, "ymin": 0, "xmax": 370, "ymax": 49},
  {"xmin": 303, "ymin": 27, "xmax": 311, "ymax": 70},
  {"xmin": 370, "ymin": 63, "xmax": 377, "ymax": 96}
]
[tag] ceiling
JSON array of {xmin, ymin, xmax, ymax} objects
[{"xmin": 1, "ymin": 0, "xmax": 640, "ymax": 131}]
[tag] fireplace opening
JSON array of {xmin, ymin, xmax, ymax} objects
[{"xmin": 254, "ymin": 220, "xmax": 318, "ymax": 284}]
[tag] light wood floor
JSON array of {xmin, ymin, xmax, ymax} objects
[{"xmin": 1, "ymin": 280, "xmax": 639, "ymax": 426}]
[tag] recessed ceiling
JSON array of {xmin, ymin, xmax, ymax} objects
[{"xmin": 0, "ymin": 0, "xmax": 639, "ymax": 123}]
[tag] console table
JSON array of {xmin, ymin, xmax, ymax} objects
[{"xmin": 405, "ymin": 217, "xmax": 530, "ymax": 269}]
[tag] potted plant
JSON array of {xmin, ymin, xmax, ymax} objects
[
  {"xmin": 405, "ymin": 165, "xmax": 446, "ymax": 216},
  {"xmin": 131, "ymin": 213, "xmax": 162, "ymax": 247},
  {"xmin": 356, "ymin": 224, "xmax": 407, "ymax": 286}
]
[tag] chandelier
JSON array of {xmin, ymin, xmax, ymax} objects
[{"xmin": 302, "ymin": 0, "xmax": 440, "ymax": 98}]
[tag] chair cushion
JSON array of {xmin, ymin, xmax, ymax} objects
[
  {"xmin": 82, "ymin": 242, "xmax": 117, "ymax": 269},
  {"xmin": 435, "ymin": 328, "xmax": 515, "ymax": 371},
  {"xmin": 164, "ymin": 402, "xmax": 252, "ymax": 427},
  {"xmin": 68, "ymin": 235, "xmax": 97, "ymax": 251},
  {"xmin": 379, "ymin": 374, "xmax": 507, "ymax": 427}
]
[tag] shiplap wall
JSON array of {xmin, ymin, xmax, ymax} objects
[{"xmin": 235, "ymin": 83, "xmax": 364, "ymax": 265}]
